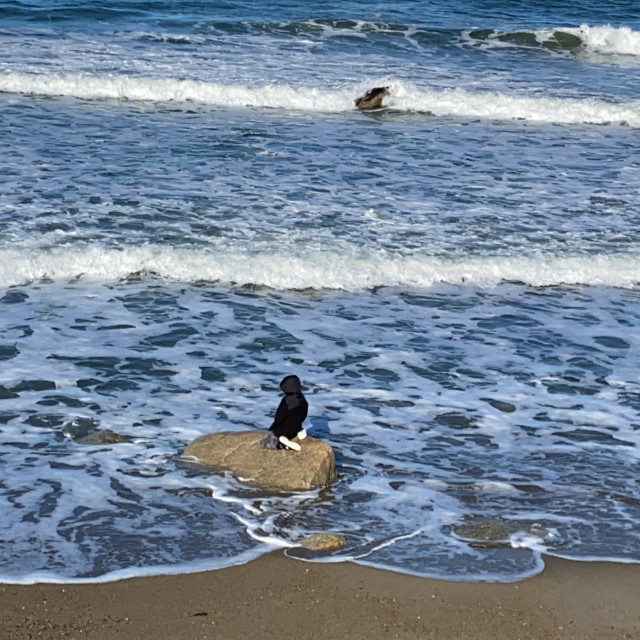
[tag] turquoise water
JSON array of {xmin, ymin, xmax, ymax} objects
[{"xmin": 1, "ymin": 0, "xmax": 639, "ymax": 583}]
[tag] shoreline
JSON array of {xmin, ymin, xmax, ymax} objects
[{"xmin": 1, "ymin": 553, "xmax": 638, "ymax": 639}]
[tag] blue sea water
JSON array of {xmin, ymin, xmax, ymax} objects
[{"xmin": 1, "ymin": 0, "xmax": 640, "ymax": 584}]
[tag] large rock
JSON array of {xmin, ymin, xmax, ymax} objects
[{"xmin": 183, "ymin": 431, "xmax": 337, "ymax": 492}]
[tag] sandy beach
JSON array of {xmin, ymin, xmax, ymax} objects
[{"xmin": 1, "ymin": 553, "xmax": 638, "ymax": 640}]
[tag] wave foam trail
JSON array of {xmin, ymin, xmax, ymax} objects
[{"xmin": 1, "ymin": 245, "xmax": 639, "ymax": 290}]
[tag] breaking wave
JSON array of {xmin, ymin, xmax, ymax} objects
[
  {"xmin": 0, "ymin": 72, "xmax": 355, "ymax": 111},
  {"xmin": 1, "ymin": 245, "xmax": 639, "ymax": 290},
  {"xmin": 551, "ymin": 24, "xmax": 640, "ymax": 57},
  {"xmin": 1, "ymin": 72, "xmax": 639, "ymax": 125},
  {"xmin": 389, "ymin": 84, "xmax": 639, "ymax": 125},
  {"xmin": 464, "ymin": 24, "xmax": 640, "ymax": 58}
]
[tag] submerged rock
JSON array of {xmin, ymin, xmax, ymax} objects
[
  {"xmin": 453, "ymin": 521, "xmax": 549, "ymax": 548},
  {"xmin": 297, "ymin": 533, "xmax": 347, "ymax": 551},
  {"xmin": 485, "ymin": 398, "xmax": 517, "ymax": 413},
  {"xmin": 183, "ymin": 430, "xmax": 337, "ymax": 492},
  {"xmin": 74, "ymin": 429, "xmax": 131, "ymax": 445}
]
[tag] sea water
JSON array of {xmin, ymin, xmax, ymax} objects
[{"xmin": 1, "ymin": 0, "xmax": 640, "ymax": 584}]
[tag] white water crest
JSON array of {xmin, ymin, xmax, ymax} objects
[
  {"xmin": 467, "ymin": 24, "xmax": 640, "ymax": 60},
  {"xmin": 557, "ymin": 24, "xmax": 640, "ymax": 57},
  {"xmin": 2, "ymin": 72, "xmax": 639, "ymax": 125},
  {"xmin": 1, "ymin": 245, "xmax": 639, "ymax": 290},
  {"xmin": 0, "ymin": 72, "xmax": 355, "ymax": 111},
  {"xmin": 389, "ymin": 84, "xmax": 640, "ymax": 126}
]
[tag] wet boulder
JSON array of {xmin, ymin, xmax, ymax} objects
[{"xmin": 183, "ymin": 431, "xmax": 337, "ymax": 492}]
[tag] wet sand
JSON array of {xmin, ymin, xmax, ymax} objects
[{"xmin": 1, "ymin": 553, "xmax": 638, "ymax": 639}]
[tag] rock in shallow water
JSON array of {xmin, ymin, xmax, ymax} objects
[
  {"xmin": 485, "ymin": 398, "xmax": 517, "ymax": 413},
  {"xmin": 74, "ymin": 429, "xmax": 131, "ymax": 445},
  {"xmin": 453, "ymin": 521, "xmax": 549, "ymax": 548},
  {"xmin": 183, "ymin": 431, "xmax": 337, "ymax": 492}
]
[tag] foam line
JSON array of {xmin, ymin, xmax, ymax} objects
[
  {"xmin": 1, "ymin": 245, "xmax": 638, "ymax": 290},
  {"xmin": 1, "ymin": 72, "xmax": 639, "ymax": 125},
  {"xmin": 0, "ymin": 72, "xmax": 354, "ymax": 111}
]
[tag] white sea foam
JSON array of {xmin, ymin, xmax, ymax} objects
[
  {"xmin": 389, "ymin": 84, "xmax": 640, "ymax": 126},
  {"xmin": 1, "ymin": 549, "xmax": 268, "ymax": 586},
  {"xmin": 1, "ymin": 245, "xmax": 638, "ymax": 290},
  {"xmin": 467, "ymin": 24, "xmax": 640, "ymax": 59},
  {"xmin": 555, "ymin": 24, "xmax": 640, "ymax": 57},
  {"xmin": 1, "ymin": 274, "xmax": 639, "ymax": 583},
  {"xmin": 0, "ymin": 72, "xmax": 355, "ymax": 111},
  {"xmin": 2, "ymin": 72, "xmax": 639, "ymax": 125}
]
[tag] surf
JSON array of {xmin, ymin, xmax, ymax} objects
[
  {"xmin": 2, "ymin": 72, "xmax": 638, "ymax": 126},
  {"xmin": 1, "ymin": 245, "xmax": 639, "ymax": 290},
  {"xmin": 463, "ymin": 24, "xmax": 640, "ymax": 58}
]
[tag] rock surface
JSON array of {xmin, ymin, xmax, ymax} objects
[{"xmin": 183, "ymin": 430, "xmax": 337, "ymax": 492}]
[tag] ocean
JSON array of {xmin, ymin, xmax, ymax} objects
[{"xmin": 1, "ymin": 0, "xmax": 640, "ymax": 584}]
